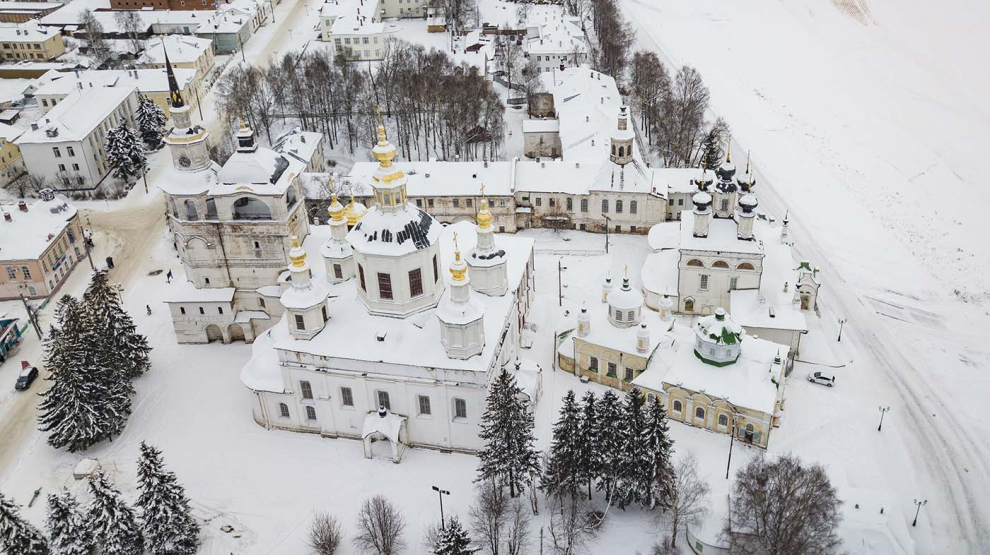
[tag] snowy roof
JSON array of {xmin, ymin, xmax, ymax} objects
[
  {"xmin": 0, "ymin": 2, "xmax": 62, "ymax": 12},
  {"xmin": 0, "ymin": 196, "xmax": 76, "ymax": 260},
  {"xmin": 16, "ymin": 85, "xmax": 134, "ymax": 144},
  {"xmin": 362, "ymin": 409, "xmax": 406, "ymax": 443},
  {"xmin": 540, "ymin": 68, "xmax": 629, "ymax": 162},
  {"xmin": 648, "ymin": 221, "xmax": 680, "ymax": 251},
  {"xmin": 33, "ymin": 68, "xmax": 197, "ymax": 97},
  {"xmin": 607, "ymin": 279, "xmax": 643, "ymax": 311},
  {"xmin": 241, "ymin": 223, "xmax": 535, "ymax": 392},
  {"xmin": 162, "ymin": 280, "xmax": 234, "ymax": 303},
  {"xmin": 155, "ymin": 163, "xmax": 221, "ymax": 197},
  {"xmin": 525, "ymin": 11, "xmax": 585, "ymax": 55},
  {"xmin": 347, "ymin": 203, "xmax": 442, "ymax": 257},
  {"xmin": 0, "ymin": 22, "xmax": 60, "ymax": 42},
  {"xmin": 640, "ymin": 249, "xmax": 679, "ymax": 297},
  {"xmin": 319, "ymin": 0, "xmax": 378, "ymax": 22},
  {"xmin": 728, "ymin": 222, "xmax": 807, "ymax": 332},
  {"xmin": 679, "ymin": 211, "xmax": 765, "ymax": 256},
  {"xmin": 139, "ymin": 35, "xmax": 212, "ymax": 65},
  {"xmin": 510, "ymin": 357, "xmax": 541, "ymax": 401},
  {"xmin": 272, "ymin": 127, "xmax": 323, "ymax": 167},
  {"xmin": 214, "ymin": 146, "xmax": 305, "ymax": 196},
  {"xmin": 0, "ymin": 77, "xmax": 30, "ymax": 105},
  {"xmin": 696, "ymin": 309, "xmax": 743, "ymax": 345},
  {"xmin": 330, "ymin": 14, "xmax": 385, "ymax": 36},
  {"xmin": 234, "ymin": 310, "xmax": 270, "ymax": 323},
  {"xmin": 348, "ymin": 160, "xmax": 514, "ymax": 197},
  {"xmin": 633, "ymin": 323, "xmax": 787, "ymax": 414},
  {"xmin": 560, "ymin": 303, "xmax": 664, "ymax": 358},
  {"xmin": 522, "ymin": 119, "xmax": 559, "ymax": 133},
  {"xmin": 0, "ymin": 122, "xmax": 22, "ymax": 142},
  {"xmin": 280, "ymin": 275, "xmax": 330, "ymax": 310},
  {"xmin": 39, "ymin": 1, "xmax": 210, "ymax": 32}
]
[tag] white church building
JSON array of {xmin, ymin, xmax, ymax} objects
[{"xmin": 240, "ymin": 123, "xmax": 539, "ymax": 460}]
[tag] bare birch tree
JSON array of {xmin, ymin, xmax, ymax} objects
[
  {"xmin": 354, "ymin": 495, "xmax": 407, "ymax": 555},
  {"xmin": 658, "ymin": 452, "xmax": 710, "ymax": 550}
]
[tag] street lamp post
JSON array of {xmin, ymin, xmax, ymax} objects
[
  {"xmin": 432, "ymin": 486, "xmax": 450, "ymax": 528},
  {"xmin": 603, "ymin": 215, "xmax": 611, "ymax": 253},
  {"xmin": 877, "ymin": 406, "xmax": 891, "ymax": 432},
  {"xmin": 912, "ymin": 499, "xmax": 927, "ymax": 527},
  {"xmin": 837, "ymin": 318, "xmax": 847, "ymax": 342},
  {"xmin": 557, "ymin": 258, "xmax": 567, "ymax": 307},
  {"xmin": 725, "ymin": 409, "xmax": 737, "ymax": 479}
]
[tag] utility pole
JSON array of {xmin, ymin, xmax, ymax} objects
[
  {"xmin": 557, "ymin": 258, "xmax": 564, "ymax": 307},
  {"xmin": 19, "ymin": 293, "xmax": 42, "ymax": 338},
  {"xmin": 194, "ymin": 86, "xmax": 204, "ymax": 121},
  {"xmin": 837, "ymin": 318, "xmax": 847, "ymax": 342},
  {"xmin": 142, "ymin": 165, "xmax": 149, "ymax": 194},
  {"xmin": 431, "ymin": 486, "xmax": 450, "ymax": 529},
  {"xmin": 912, "ymin": 499, "xmax": 927, "ymax": 527},
  {"xmin": 725, "ymin": 411, "xmax": 736, "ymax": 479},
  {"xmin": 604, "ymin": 215, "xmax": 611, "ymax": 253},
  {"xmin": 877, "ymin": 406, "xmax": 891, "ymax": 432}
]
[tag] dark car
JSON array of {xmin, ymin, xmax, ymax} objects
[{"xmin": 14, "ymin": 364, "xmax": 39, "ymax": 391}]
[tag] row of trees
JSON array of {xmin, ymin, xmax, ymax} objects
[
  {"xmin": 0, "ymin": 443, "xmax": 199, "ymax": 555},
  {"xmin": 38, "ymin": 271, "xmax": 152, "ymax": 452},
  {"xmin": 629, "ymin": 51, "xmax": 731, "ymax": 168},
  {"xmin": 214, "ymin": 41, "xmax": 506, "ymax": 162}
]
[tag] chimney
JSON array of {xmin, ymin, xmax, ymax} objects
[
  {"xmin": 577, "ymin": 305, "xmax": 590, "ymax": 337},
  {"xmin": 636, "ymin": 323, "xmax": 649, "ymax": 353},
  {"xmin": 18, "ymin": 201, "xmax": 28, "ymax": 212},
  {"xmin": 3, "ymin": 212, "xmax": 10, "ymax": 222}
]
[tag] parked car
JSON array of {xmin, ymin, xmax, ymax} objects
[
  {"xmin": 807, "ymin": 371, "xmax": 836, "ymax": 387},
  {"xmin": 14, "ymin": 362, "xmax": 39, "ymax": 391}
]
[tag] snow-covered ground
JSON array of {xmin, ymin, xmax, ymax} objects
[{"xmin": 621, "ymin": 0, "xmax": 990, "ymax": 553}]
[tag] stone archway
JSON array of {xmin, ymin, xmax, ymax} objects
[
  {"xmin": 205, "ymin": 324, "xmax": 224, "ymax": 343},
  {"xmin": 228, "ymin": 323, "xmax": 246, "ymax": 343}
]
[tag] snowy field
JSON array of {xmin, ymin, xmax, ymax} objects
[{"xmin": 620, "ymin": 0, "xmax": 990, "ymax": 553}]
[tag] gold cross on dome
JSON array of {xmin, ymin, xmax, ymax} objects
[
  {"xmin": 453, "ymin": 231, "xmax": 459, "ymax": 251},
  {"xmin": 376, "ymin": 106, "xmax": 383, "ymax": 125}
]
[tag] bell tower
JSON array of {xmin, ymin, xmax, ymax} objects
[
  {"xmin": 163, "ymin": 44, "xmax": 209, "ymax": 172},
  {"xmin": 609, "ymin": 106, "xmax": 634, "ymax": 166}
]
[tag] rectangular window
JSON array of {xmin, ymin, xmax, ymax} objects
[
  {"xmin": 624, "ymin": 367, "xmax": 633, "ymax": 381},
  {"xmin": 602, "ymin": 199, "xmax": 608, "ymax": 213},
  {"xmin": 218, "ymin": 307, "xmax": 223, "ymax": 314},
  {"xmin": 358, "ymin": 265, "xmax": 366, "ymax": 291},
  {"xmin": 377, "ymin": 391, "xmax": 391, "ymax": 410},
  {"xmin": 581, "ymin": 198, "xmax": 588, "ymax": 212},
  {"xmin": 630, "ymin": 201, "xmax": 638, "ymax": 214},
  {"xmin": 416, "ymin": 199, "xmax": 423, "ymax": 207},
  {"xmin": 700, "ymin": 275, "xmax": 709, "ymax": 290},
  {"xmin": 454, "ymin": 398, "xmax": 467, "ymax": 419},
  {"xmin": 279, "ymin": 403, "xmax": 290, "ymax": 418},
  {"xmin": 433, "ymin": 255, "xmax": 439, "ymax": 283},
  {"xmin": 333, "ymin": 264, "xmax": 343, "ymax": 279},
  {"xmin": 428, "ymin": 199, "xmax": 434, "ymax": 208},
  {"xmin": 341, "ymin": 387, "xmax": 354, "ymax": 407},
  {"xmin": 409, "ymin": 268, "xmax": 423, "ymax": 297},
  {"xmin": 589, "ymin": 356, "xmax": 598, "ymax": 370},
  {"xmin": 607, "ymin": 362, "xmax": 617, "ymax": 377},
  {"xmin": 729, "ymin": 276, "xmax": 738, "ymax": 290},
  {"xmin": 418, "ymin": 395, "xmax": 431, "ymax": 415},
  {"xmin": 179, "ymin": 307, "xmax": 186, "ymax": 315},
  {"xmin": 377, "ymin": 273, "xmax": 393, "ymax": 300},
  {"xmin": 52, "ymin": 147, "xmax": 61, "ymax": 158},
  {"xmin": 198, "ymin": 306, "xmax": 205, "ymax": 315},
  {"xmin": 535, "ymin": 197, "xmax": 542, "ymax": 207},
  {"xmin": 295, "ymin": 314, "xmax": 306, "ymax": 330},
  {"xmin": 453, "ymin": 198, "xmax": 459, "ymax": 208},
  {"xmin": 67, "ymin": 146, "xmax": 74, "ymax": 156},
  {"xmin": 466, "ymin": 198, "xmax": 473, "ymax": 207}
]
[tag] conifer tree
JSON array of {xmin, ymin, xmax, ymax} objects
[
  {"xmin": 46, "ymin": 491, "xmax": 93, "ymax": 555},
  {"xmin": 432, "ymin": 516, "xmax": 471, "ymax": 555},
  {"xmin": 542, "ymin": 390, "xmax": 582, "ymax": 500},
  {"xmin": 38, "ymin": 295, "xmax": 131, "ymax": 452},
  {"xmin": 136, "ymin": 94, "xmax": 167, "ymax": 150},
  {"xmin": 644, "ymin": 395, "xmax": 675, "ymax": 509},
  {"xmin": 0, "ymin": 491, "xmax": 49, "ymax": 555},
  {"xmin": 88, "ymin": 471, "xmax": 143, "ymax": 555},
  {"xmin": 614, "ymin": 388, "xmax": 653, "ymax": 509},
  {"xmin": 576, "ymin": 391, "xmax": 599, "ymax": 500},
  {"xmin": 84, "ymin": 271, "xmax": 152, "ymax": 383},
  {"xmin": 476, "ymin": 369, "xmax": 540, "ymax": 498},
  {"xmin": 136, "ymin": 442, "xmax": 200, "ymax": 555},
  {"xmin": 594, "ymin": 389, "xmax": 623, "ymax": 501},
  {"xmin": 105, "ymin": 123, "xmax": 146, "ymax": 182}
]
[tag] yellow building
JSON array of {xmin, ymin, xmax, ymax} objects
[
  {"xmin": 0, "ymin": 194, "xmax": 85, "ymax": 300},
  {"xmin": 138, "ymin": 35, "xmax": 215, "ymax": 82},
  {"xmin": 0, "ymin": 122, "xmax": 23, "ymax": 186},
  {"xmin": 0, "ymin": 23, "xmax": 64, "ymax": 61},
  {"xmin": 33, "ymin": 68, "xmax": 201, "ymax": 119}
]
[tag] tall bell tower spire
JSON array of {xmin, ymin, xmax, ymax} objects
[
  {"xmin": 163, "ymin": 39, "xmax": 209, "ymax": 172},
  {"xmin": 164, "ymin": 42, "xmax": 185, "ymax": 110}
]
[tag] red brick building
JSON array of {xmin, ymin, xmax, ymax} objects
[{"xmin": 109, "ymin": 0, "xmax": 216, "ymax": 11}]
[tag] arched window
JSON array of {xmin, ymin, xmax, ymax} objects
[
  {"xmin": 305, "ymin": 406, "xmax": 317, "ymax": 420},
  {"xmin": 615, "ymin": 309, "xmax": 623, "ymax": 322},
  {"xmin": 630, "ymin": 200, "xmax": 637, "ymax": 214},
  {"xmin": 712, "ymin": 260, "xmax": 730, "ymax": 269},
  {"xmin": 616, "ymin": 199, "xmax": 623, "ymax": 213},
  {"xmin": 684, "ymin": 298, "xmax": 695, "ymax": 312},
  {"xmin": 647, "ymin": 393, "xmax": 656, "ymax": 403},
  {"xmin": 718, "ymin": 414, "xmax": 728, "ymax": 427},
  {"xmin": 672, "ymin": 400, "xmax": 682, "ymax": 413},
  {"xmin": 695, "ymin": 407, "xmax": 705, "ymax": 420},
  {"xmin": 627, "ymin": 310, "xmax": 636, "ymax": 322},
  {"xmin": 618, "ymin": 146, "xmax": 625, "ymax": 157},
  {"xmin": 746, "ymin": 423, "xmax": 755, "ymax": 433},
  {"xmin": 602, "ymin": 199, "xmax": 609, "ymax": 213},
  {"xmin": 205, "ymin": 197, "xmax": 217, "ymax": 219},
  {"xmin": 184, "ymin": 199, "xmax": 198, "ymax": 221},
  {"xmin": 580, "ymin": 198, "xmax": 588, "ymax": 212},
  {"xmin": 611, "ymin": 144, "xmax": 616, "ymax": 156},
  {"xmin": 566, "ymin": 197, "xmax": 573, "ymax": 211},
  {"xmin": 737, "ymin": 262, "xmax": 755, "ymax": 270},
  {"xmin": 286, "ymin": 186, "xmax": 298, "ymax": 207},
  {"xmin": 278, "ymin": 403, "xmax": 289, "ymax": 418},
  {"xmin": 687, "ymin": 259, "xmax": 705, "ymax": 267},
  {"xmin": 232, "ymin": 196, "xmax": 272, "ymax": 220},
  {"xmin": 300, "ymin": 381, "xmax": 313, "ymax": 400}
]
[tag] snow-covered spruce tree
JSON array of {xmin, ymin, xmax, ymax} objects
[
  {"xmin": 84, "ymin": 270, "xmax": 152, "ymax": 383},
  {"xmin": 542, "ymin": 390, "xmax": 582, "ymax": 500},
  {"xmin": 614, "ymin": 387, "xmax": 654, "ymax": 509},
  {"xmin": 476, "ymin": 369, "xmax": 540, "ymax": 498},
  {"xmin": 644, "ymin": 395, "xmax": 675, "ymax": 509},
  {"xmin": 432, "ymin": 516, "xmax": 471, "ymax": 555},
  {"xmin": 576, "ymin": 391, "xmax": 599, "ymax": 500},
  {"xmin": 46, "ymin": 491, "xmax": 93, "ymax": 555},
  {"xmin": 88, "ymin": 470, "xmax": 144, "ymax": 555},
  {"xmin": 105, "ymin": 123, "xmax": 146, "ymax": 183},
  {"xmin": 0, "ymin": 491, "xmax": 49, "ymax": 555},
  {"xmin": 136, "ymin": 94, "xmax": 166, "ymax": 150},
  {"xmin": 38, "ymin": 295, "xmax": 132, "ymax": 452},
  {"xmin": 593, "ymin": 389, "xmax": 623, "ymax": 501},
  {"xmin": 136, "ymin": 442, "xmax": 200, "ymax": 555}
]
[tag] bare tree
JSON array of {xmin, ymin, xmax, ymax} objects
[
  {"xmin": 630, "ymin": 51, "xmax": 670, "ymax": 147},
  {"xmin": 658, "ymin": 452, "xmax": 709, "ymax": 550},
  {"xmin": 504, "ymin": 499, "xmax": 531, "ymax": 555},
  {"xmin": 497, "ymin": 30, "xmax": 524, "ymax": 93},
  {"xmin": 354, "ymin": 495, "xmax": 407, "ymax": 555},
  {"xmin": 6, "ymin": 173, "xmax": 47, "ymax": 198},
  {"xmin": 79, "ymin": 9, "xmax": 110, "ymax": 67},
  {"xmin": 470, "ymin": 482, "xmax": 508, "ymax": 555},
  {"xmin": 548, "ymin": 495, "xmax": 604, "ymax": 555},
  {"xmin": 114, "ymin": 11, "xmax": 145, "ymax": 55},
  {"xmin": 654, "ymin": 65, "xmax": 709, "ymax": 167},
  {"xmin": 726, "ymin": 454, "xmax": 842, "ymax": 555},
  {"xmin": 309, "ymin": 512, "xmax": 344, "ymax": 555}
]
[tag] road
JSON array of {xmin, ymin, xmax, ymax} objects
[
  {"xmin": 621, "ymin": 0, "xmax": 989, "ymax": 551},
  {"xmin": 0, "ymin": 0, "xmax": 318, "ymax": 481}
]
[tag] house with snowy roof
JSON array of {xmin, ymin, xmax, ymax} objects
[
  {"xmin": 138, "ymin": 35, "xmax": 215, "ymax": 81},
  {"xmin": 239, "ymin": 123, "xmax": 538, "ymax": 459},
  {"xmin": 33, "ymin": 67, "xmax": 201, "ymax": 118}
]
